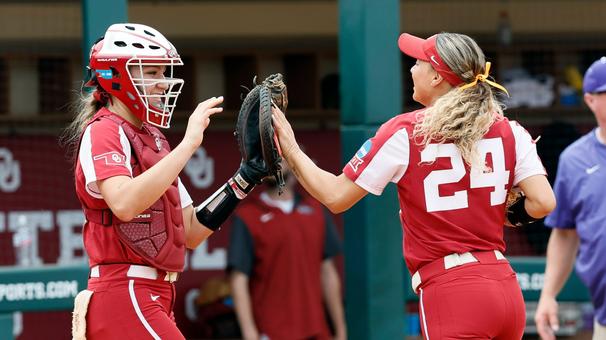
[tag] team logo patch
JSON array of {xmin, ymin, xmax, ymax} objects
[
  {"xmin": 356, "ymin": 140, "xmax": 372, "ymax": 158},
  {"xmin": 93, "ymin": 152, "xmax": 126, "ymax": 166},
  {"xmin": 96, "ymin": 69, "xmax": 113, "ymax": 79},
  {"xmin": 430, "ymin": 55, "xmax": 440, "ymax": 65},
  {"xmin": 348, "ymin": 155, "xmax": 364, "ymax": 172},
  {"xmin": 348, "ymin": 139, "xmax": 372, "ymax": 172}
]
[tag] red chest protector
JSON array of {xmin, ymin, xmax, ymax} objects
[{"xmin": 82, "ymin": 112, "xmax": 185, "ymax": 272}]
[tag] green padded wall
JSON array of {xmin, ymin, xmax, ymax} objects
[
  {"xmin": 81, "ymin": 0, "xmax": 128, "ymax": 76},
  {"xmin": 339, "ymin": 0, "xmax": 405, "ymax": 338}
]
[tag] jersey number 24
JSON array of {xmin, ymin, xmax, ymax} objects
[{"xmin": 421, "ymin": 138, "xmax": 510, "ymax": 212}]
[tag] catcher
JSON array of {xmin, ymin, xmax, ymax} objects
[{"xmin": 66, "ymin": 22, "xmax": 287, "ymax": 340}]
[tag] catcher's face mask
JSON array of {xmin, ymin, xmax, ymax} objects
[
  {"xmin": 127, "ymin": 61, "xmax": 184, "ymax": 128},
  {"xmin": 88, "ymin": 23, "xmax": 184, "ymax": 128}
]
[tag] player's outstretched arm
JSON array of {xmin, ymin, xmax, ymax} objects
[{"xmin": 272, "ymin": 106, "xmax": 367, "ymax": 213}]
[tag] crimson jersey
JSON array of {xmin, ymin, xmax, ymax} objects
[
  {"xmin": 343, "ymin": 110, "xmax": 545, "ymax": 273},
  {"xmin": 75, "ymin": 108, "xmax": 192, "ymax": 267},
  {"xmin": 227, "ymin": 192, "xmax": 340, "ymax": 340}
]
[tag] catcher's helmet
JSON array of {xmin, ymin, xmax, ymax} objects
[{"xmin": 88, "ymin": 23, "xmax": 184, "ymax": 128}]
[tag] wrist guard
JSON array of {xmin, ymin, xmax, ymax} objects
[
  {"xmin": 506, "ymin": 196, "xmax": 540, "ymax": 227},
  {"xmin": 195, "ymin": 172, "xmax": 254, "ymax": 231}
]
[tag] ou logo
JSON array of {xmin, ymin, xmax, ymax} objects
[
  {"xmin": 184, "ymin": 147, "xmax": 214, "ymax": 189},
  {"xmin": 0, "ymin": 148, "xmax": 21, "ymax": 192},
  {"xmin": 111, "ymin": 153, "xmax": 121, "ymax": 163}
]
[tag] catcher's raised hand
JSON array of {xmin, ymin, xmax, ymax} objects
[
  {"xmin": 182, "ymin": 96, "xmax": 223, "ymax": 149},
  {"xmin": 271, "ymin": 105, "xmax": 300, "ymax": 161}
]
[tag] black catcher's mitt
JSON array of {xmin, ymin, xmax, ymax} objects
[
  {"xmin": 505, "ymin": 187, "xmax": 539, "ymax": 227},
  {"xmin": 235, "ymin": 73, "xmax": 288, "ymax": 191}
]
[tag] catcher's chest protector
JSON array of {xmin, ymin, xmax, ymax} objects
[{"xmin": 84, "ymin": 113, "xmax": 186, "ymax": 272}]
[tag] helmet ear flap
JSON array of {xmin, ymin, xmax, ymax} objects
[
  {"xmin": 110, "ymin": 67, "xmax": 119, "ymax": 76},
  {"xmin": 108, "ymin": 68, "xmax": 123, "ymax": 91}
]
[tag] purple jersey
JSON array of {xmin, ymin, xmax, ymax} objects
[{"xmin": 545, "ymin": 128, "xmax": 606, "ymax": 324}]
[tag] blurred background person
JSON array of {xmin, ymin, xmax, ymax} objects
[
  {"xmin": 535, "ymin": 57, "xmax": 606, "ymax": 340},
  {"xmin": 227, "ymin": 164, "xmax": 347, "ymax": 340}
]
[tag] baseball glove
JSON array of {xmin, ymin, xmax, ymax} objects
[
  {"xmin": 235, "ymin": 73, "xmax": 288, "ymax": 191},
  {"xmin": 505, "ymin": 187, "xmax": 538, "ymax": 227}
]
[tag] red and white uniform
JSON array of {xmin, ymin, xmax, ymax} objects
[
  {"xmin": 76, "ymin": 108, "xmax": 192, "ymax": 266},
  {"xmin": 343, "ymin": 109, "xmax": 545, "ymax": 339},
  {"xmin": 75, "ymin": 108, "xmax": 192, "ymax": 339}
]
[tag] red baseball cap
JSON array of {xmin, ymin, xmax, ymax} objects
[{"xmin": 398, "ymin": 33, "xmax": 464, "ymax": 86}]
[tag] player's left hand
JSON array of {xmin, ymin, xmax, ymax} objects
[{"xmin": 182, "ymin": 96, "xmax": 223, "ymax": 150}]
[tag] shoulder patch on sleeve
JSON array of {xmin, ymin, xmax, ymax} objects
[
  {"xmin": 93, "ymin": 152, "xmax": 126, "ymax": 166},
  {"xmin": 348, "ymin": 139, "xmax": 372, "ymax": 172}
]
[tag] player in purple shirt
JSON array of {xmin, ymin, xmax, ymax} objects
[{"xmin": 535, "ymin": 57, "xmax": 606, "ymax": 340}]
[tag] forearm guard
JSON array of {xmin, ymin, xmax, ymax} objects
[
  {"xmin": 195, "ymin": 172, "xmax": 254, "ymax": 231},
  {"xmin": 506, "ymin": 196, "xmax": 540, "ymax": 227}
]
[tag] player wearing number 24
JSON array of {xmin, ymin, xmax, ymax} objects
[{"xmin": 271, "ymin": 32, "xmax": 555, "ymax": 339}]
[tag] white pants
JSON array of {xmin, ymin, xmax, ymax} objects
[{"xmin": 595, "ymin": 319, "xmax": 606, "ymax": 340}]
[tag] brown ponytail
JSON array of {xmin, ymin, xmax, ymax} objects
[{"xmin": 60, "ymin": 86, "xmax": 108, "ymax": 162}]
